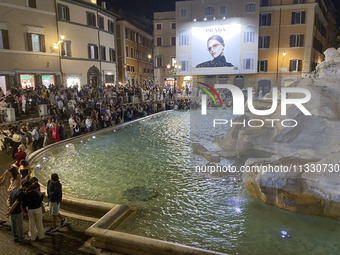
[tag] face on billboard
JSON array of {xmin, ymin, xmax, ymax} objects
[{"xmin": 207, "ymin": 39, "xmax": 224, "ymax": 58}]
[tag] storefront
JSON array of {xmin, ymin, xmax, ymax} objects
[
  {"xmin": 165, "ymin": 78, "xmax": 176, "ymax": 88},
  {"xmin": 65, "ymin": 74, "xmax": 81, "ymax": 89},
  {"xmin": 41, "ymin": 75, "xmax": 55, "ymax": 87},
  {"xmin": 20, "ymin": 74, "xmax": 35, "ymax": 89},
  {"xmin": 182, "ymin": 76, "xmax": 192, "ymax": 90},
  {"xmin": 104, "ymin": 72, "xmax": 114, "ymax": 86}
]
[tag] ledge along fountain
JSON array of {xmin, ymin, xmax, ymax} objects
[
  {"xmin": 217, "ymin": 47, "xmax": 340, "ymax": 217},
  {"xmin": 29, "ymin": 112, "xmax": 228, "ymax": 255}
]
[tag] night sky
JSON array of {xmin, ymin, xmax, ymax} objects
[
  {"xmin": 100, "ymin": 0, "xmax": 182, "ymax": 19},
  {"xmin": 100, "ymin": 0, "xmax": 340, "ymax": 27}
]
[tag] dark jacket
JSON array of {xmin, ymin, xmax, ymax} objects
[
  {"xmin": 23, "ymin": 190, "xmax": 44, "ymax": 211},
  {"xmin": 196, "ymin": 55, "xmax": 233, "ymax": 68},
  {"xmin": 9, "ymin": 189, "xmax": 25, "ymax": 214},
  {"xmin": 47, "ymin": 180, "xmax": 62, "ymax": 203}
]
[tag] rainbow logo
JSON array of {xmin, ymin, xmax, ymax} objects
[{"xmin": 197, "ymin": 82, "xmax": 222, "ymax": 106}]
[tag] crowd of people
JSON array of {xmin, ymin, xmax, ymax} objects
[
  {"xmin": 0, "ymin": 83, "xmax": 190, "ymax": 156},
  {"xmin": 1, "ymin": 166, "xmax": 66, "ymax": 244},
  {"xmin": 0, "ymin": 82, "xmax": 191, "ymax": 244},
  {"xmin": 0, "ymin": 83, "xmax": 191, "ymax": 122}
]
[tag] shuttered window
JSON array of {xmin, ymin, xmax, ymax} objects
[
  {"xmin": 291, "ymin": 12, "xmax": 305, "ymax": 24},
  {"xmin": 87, "ymin": 12, "xmax": 96, "ymax": 27},
  {"xmin": 289, "ymin": 59, "xmax": 302, "ymax": 71},
  {"xmin": 108, "ymin": 20, "xmax": 114, "ymax": 33},
  {"xmin": 28, "ymin": 0, "xmax": 37, "ymax": 8},
  {"xmin": 88, "ymin": 44, "xmax": 98, "ymax": 59},
  {"xmin": 58, "ymin": 4, "xmax": 70, "ymax": 21},
  {"xmin": 27, "ymin": 33, "xmax": 45, "ymax": 52},
  {"xmin": 98, "ymin": 16, "xmax": 104, "ymax": 29},
  {"xmin": 0, "ymin": 30, "xmax": 9, "ymax": 49}
]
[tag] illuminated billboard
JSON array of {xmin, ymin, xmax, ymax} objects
[{"xmin": 177, "ymin": 17, "xmax": 258, "ymax": 75}]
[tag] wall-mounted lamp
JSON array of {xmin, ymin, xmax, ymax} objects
[
  {"xmin": 283, "ymin": 51, "xmax": 286, "ymax": 57},
  {"xmin": 53, "ymin": 35, "xmax": 65, "ymax": 49}
]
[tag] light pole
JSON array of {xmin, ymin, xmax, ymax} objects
[
  {"xmin": 167, "ymin": 59, "xmax": 181, "ymax": 98},
  {"xmin": 148, "ymin": 54, "xmax": 152, "ymax": 85}
]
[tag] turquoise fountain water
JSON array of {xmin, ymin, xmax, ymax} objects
[{"xmin": 34, "ymin": 110, "xmax": 340, "ymax": 254}]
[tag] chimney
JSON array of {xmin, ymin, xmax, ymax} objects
[{"xmin": 101, "ymin": 2, "xmax": 106, "ymax": 9}]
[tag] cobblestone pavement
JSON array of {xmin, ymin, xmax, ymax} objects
[{"xmin": 0, "ymin": 149, "xmax": 93, "ymax": 255}]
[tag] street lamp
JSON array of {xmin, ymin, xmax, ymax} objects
[{"xmin": 167, "ymin": 60, "xmax": 181, "ymax": 98}]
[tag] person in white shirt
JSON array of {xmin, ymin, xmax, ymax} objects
[
  {"xmin": 85, "ymin": 116, "xmax": 92, "ymax": 133},
  {"xmin": 68, "ymin": 115, "xmax": 74, "ymax": 137}
]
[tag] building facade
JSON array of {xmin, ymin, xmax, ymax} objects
[
  {"xmin": 116, "ymin": 18, "xmax": 153, "ymax": 86},
  {"xmin": 153, "ymin": 11, "xmax": 177, "ymax": 87},
  {"xmin": 56, "ymin": 0, "xmax": 118, "ymax": 87},
  {"xmin": 0, "ymin": 0, "xmax": 60, "ymax": 92},
  {"xmin": 168, "ymin": 0, "xmax": 337, "ymax": 94},
  {"xmin": 0, "ymin": 0, "xmax": 119, "ymax": 92}
]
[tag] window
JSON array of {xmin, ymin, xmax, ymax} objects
[
  {"xmin": 131, "ymin": 66, "xmax": 135, "ymax": 72},
  {"xmin": 156, "ymin": 37, "xmax": 162, "ymax": 46},
  {"xmin": 243, "ymin": 58, "xmax": 254, "ymax": 70},
  {"xmin": 126, "ymin": 65, "xmax": 130, "ymax": 72},
  {"xmin": 180, "ymin": 8, "xmax": 187, "ymax": 18},
  {"xmin": 61, "ymin": 41, "xmax": 71, "ymax": 57},
  {"xmin": 245, "ymin": 3, "xmax": 256, "ymax": 12},
  {"xmin": 156, "ymin": 56, "xmax": 163, "ymax": 67},
  {"xmin": 259, "ymin": 36, "xmax": 270, "ymax": 48},
  {"xmin": 291, "ymin": 11, "xmax": 305, "ymax": 24},
  {"xmin": 171, "ymin": 23, "xmax": 176, "ymax": 29},
  {"xmin": 126, "ymin": 46, "xmax": 129, "ymax": 57},
  {"xmin": 290, "ymin": 34, "xmax": 304, "ymax": 47},
  {"xmin": 27, "ymin": 33, "xmax": 45, "ymax": 52},
  {"xmin": 313, "ymin": 37, "xmax": 323, "ymax": 53},
  {"xmin": 57, "ymin": 4, "xmax": 70, "ymax": 21},
  {"xmin": 258, "ymin": 60, "xmax": 268, "ymax": 72},
  {"xmin": 259, "ymin": 14, "xmax": 271, "ymax": 26},
  {"xmin": 205, "ymin": 7, "xmax": 214, "ymax": 15},
  {"xmin": 100, "ymin": 46, "xmax": 106, "ymax": 60},
  {"xmin": 171, "ymin": 37, "xmax": 176, "ymax": 46},
  {"xmin": 98, "ymin": 16, "xmax": 104, "ymax": 29},
  {"xmin": 220, "ymin": 6, "xmax": 226, "ymax": 15},
  {"xmin": 244, "ymin": 32, "xmax": 255, "ymax": 43},
  {"xmin": 289, "ymin": 59, "xmax": 302, "ymax": 71},
  {"xmin": 180, "ymin": 60, "xmax": 188, "ymax": 72},
  {"xmin": 108, "ymin": 20, "xmax": 114, "ymax": 33},
  {"xmin": 130, "ymin": 48, "xmax": 134, "ymax": 58},
  {"xmin": 143, "ymin": 68, "xmax": 146, "ymax": 73},
  {"xmin": 88, "ymin": 44, "xmax": 98, "ymax": 59},
  {"xmin": 105, "ymin": 75, "xmax": 114, "ymax": 83},
  {"xmin": 87, "ymin": 12, "xmax": 96, "ymax": 27},
  {"xmin": 179, "ymin": 31, "xmax": 189, "ymax": 46},
  {"xmin": 125, "ymin": 28, "xmax": 129, "ymax": 39},
  {"xmin": 28, "ymin": 0, "xmax": 37, "ymax": 8},
  {"xmin": 0, "ymin": 30, "xmax": 9, "ymax": 49},
  {"xmin": 0, "ymin": 31, "xmax": 3, "ymax": 49},
  {"xmin": 156, "ymin": 24, "xmax": 162, "ymax": 30},
  {"xmin": 294, "ymin": 0, "xmax": 305, "ymax": 3},
  {"xmin": 109, "ymin": 48, "xmax": 116, "ymax": 62},
  {"xmin": 135, "ymin": 49, "xmax": 138, "ymax": 59},
  {"xmin": 260, "ymin": 0, "xmax": 270, "ymax": 7},
  {"xmin": 171, "ymin": 57, "xmax": 176, "ymax": 66}
]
